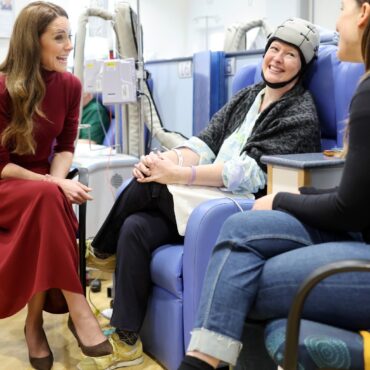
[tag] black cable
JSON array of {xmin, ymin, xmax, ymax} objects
[{"xmin": 138, "ymin": 91, "xmax": 153, "ymax": 153}]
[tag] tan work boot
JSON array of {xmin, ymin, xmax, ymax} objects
[
  {"xmin": 77, "ymin": 333, "xmax": 144, "ymax": 370},
  {"xmin": 85, "ymin": 239, "xmax": 116, "ymax": 273}
]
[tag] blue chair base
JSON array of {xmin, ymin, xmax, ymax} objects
[{"xmin": 140, "ymin": 245, "xmax": 184, "ymax": 370}]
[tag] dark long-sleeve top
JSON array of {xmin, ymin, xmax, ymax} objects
[
  {"xmin": 197, "ymin": 82, "xmax": 321, "ymax": 172},
  {"xmin": 273, "ymin": 75, "xmax": 370, "ymax": 243},
  {"xmin": 0, "ymin": 70, "xmax": 82, "ymax": 176}
]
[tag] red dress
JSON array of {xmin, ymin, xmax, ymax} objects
[{"xmin": 0, "ymin": 70, "xmax": 83, "ymax": 318}]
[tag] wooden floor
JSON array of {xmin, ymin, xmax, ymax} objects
[{"xmin": 0, "ymin": 280, "xmax": 164, "ymax": 370}]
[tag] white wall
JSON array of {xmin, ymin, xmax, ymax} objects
[
  {"xmin": 0, "ymin": 0, "xmax": 340, "ymax": 63},
  {"xmin": 266, "ymin": 0, "xmax": 302, "ymax": 28},
  {"xmin": 0, "ymin": 0, "xmax": 189, "ymax": 61},
  {"xmin": 0, "ymin": 39, "xmax": 8, "ymax": 62},
  {"xmin": 186, "ymin": 0, "xmax": 267, "ymax": 55},
  {"xmin": 313, "ymin": 0, "xmax": 341, "ymax": 30},
  {"xmin": 0, "ymin": 0, "xmax": 90, "ymax": 61},
  {"xmin": 0, "ymin": 0, "xmax": 28, "ymax": 61},
  {"xmin": 130, "ymin": 0, "xmax": 188, "ymax": 60}
]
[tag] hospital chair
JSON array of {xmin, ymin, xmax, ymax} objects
[{"xmin": 113, "ymin": 44, "xmax": 364, "ymax": 370}]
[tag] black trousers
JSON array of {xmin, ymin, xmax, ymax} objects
[{"xmin": 92, "ymin": 180, "xmax": 183, "ymax": 332}]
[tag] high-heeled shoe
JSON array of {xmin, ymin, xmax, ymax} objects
[
  {"xmin": 24, "ymin": 327, "xmax": 54, "ymax": 370},
  {"xmin": 67, "ymin": 316, "xmax": 112, "ymax": 357}
]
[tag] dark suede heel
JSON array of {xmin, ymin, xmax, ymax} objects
[
  {"xmin": 67, "ymin": 316, "xmax": 112, "ymax": 357},
  {"xmin": 29, "ymin": 354, "xmax": 54, "ymax": 370},
  {"xmin": 24, "ymin": 327, "xmax": 54, "ymax": 370}
]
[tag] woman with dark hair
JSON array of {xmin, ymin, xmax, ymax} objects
[
  {"xmin": 177, "ymin": 1, "xmax": 370, "ymax": 370},
  {"xmin": 0, "ymin": 2, "xmax": 140, "ymax": 370}
]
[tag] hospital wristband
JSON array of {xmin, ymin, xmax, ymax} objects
[{"xmin": 187, "ymin": 165, "xmax": 196, "ymax": 185}]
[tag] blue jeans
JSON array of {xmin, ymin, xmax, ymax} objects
[{"xmin": 188, "ymin": 210, "xmax": 370, "ymax": 365}]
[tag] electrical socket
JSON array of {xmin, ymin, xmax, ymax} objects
[
  {"xmin": 225, "ymin": 57, "xmax": 236, "ymax": 76},
  {"xmin": 178, "ymin": 61, "xmax": 192, "ymax": 78}
]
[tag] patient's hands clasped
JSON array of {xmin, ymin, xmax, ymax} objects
[{"xmin": 133, "ymin": 151, "xmax": 186, "ymax": 185}]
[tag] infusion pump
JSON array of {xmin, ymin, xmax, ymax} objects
[{"xmin": 84, "ymin": 58, "xmax": 137, "ymax": 104}]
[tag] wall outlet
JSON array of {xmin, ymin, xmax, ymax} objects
[
  {"xmin": 178, "ymin": 61, "xmax": 192, "ymax": 78},
  {"xmin": 225, "ymin": 57, "xmax": 236, "ymax": 76}
]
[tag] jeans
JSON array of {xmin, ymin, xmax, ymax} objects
[{"xmin": 188, "ymin": 210, "xmax": 370, "ymax": 365}]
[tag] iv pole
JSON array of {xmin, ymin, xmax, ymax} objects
[{"xmin": 136, "ymin": 0, "xmax": 145, "ymax": 157}]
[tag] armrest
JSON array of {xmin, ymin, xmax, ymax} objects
[
  {"xmin": 67, "ymin": 166, "xmax": 89, "ymax": 295},
  {"xmin": 261, "ymin": 152, "xmax": 345, "ymax": 194},
  {"xmin": 183, "ymin": 197, "xmax": 255, "ymax": 347},
  {"xmin": 261, "ymin": 152, "xmax": 345, "ymax": 169},
  {"xmin": 284, "ymin": 259, "xmax": 370, "ymax": 370}
]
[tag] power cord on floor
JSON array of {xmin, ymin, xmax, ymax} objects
[{"xmin": 86, "ymin": 272, "xmax": 112, "ymax": 320}]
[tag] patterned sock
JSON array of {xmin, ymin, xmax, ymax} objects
[
  {"xmin": 178, "ymin": 355, "xmax": 215, "ymax": 370},
  {"xmin": 116, "ymin": 329, "xmax": 139, "ymax": 345}
]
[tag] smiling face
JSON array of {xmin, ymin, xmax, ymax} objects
[
  {"xmin": 262, "ymin": 40, "xmax": 302, "ymax": 86},
  {"xmin": 40, "ymin": 16, "xmax": 72, "ymax": 72}
]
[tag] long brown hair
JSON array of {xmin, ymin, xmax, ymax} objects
[
  {"xmin": 0, "ymin": 1, "xmax": 68, "ymax": 155},
  {"xmin": 341, "ymin": 0, "xmax": 370, "ymax": 157}
]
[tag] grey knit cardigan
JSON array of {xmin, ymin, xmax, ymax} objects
[{"xmin": 197, "ymin": 82, "xmax": 321, "ymax": 172}]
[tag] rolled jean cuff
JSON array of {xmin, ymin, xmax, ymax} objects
[{"xmin": 187, "ymin": 327, "xmax": 242, "ymax": 366}]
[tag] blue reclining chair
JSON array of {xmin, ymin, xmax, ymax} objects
[
  {"xmin": 138, "ymin": 197, "xmax": 255, "ymax": 370},
  {"xmin": 115, "ymin": 44, "xmax": 364, "ymax": 370}
]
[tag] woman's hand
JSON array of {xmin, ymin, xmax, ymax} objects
[
  {"xmin": 46, "ymin": 176, "xmax": 93, "ymax": 204},
  {"xmin": 133, "ymin": 151, "xmax": 159, "ymax": 180},
  {"xmin": 135, "ymin": 152, "xmax": 181, "ymax": 184},
  {"xmin": 252, "ymin": 193, "xmax": 276, "ymax": 210}
]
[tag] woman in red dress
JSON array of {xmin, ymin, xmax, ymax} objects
[{"xmin": 0, "ymin": 2, "xmax": 131, "ymax": 370}]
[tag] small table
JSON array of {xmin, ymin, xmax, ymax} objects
[{"xmin": 261, "ymin": 152, "xmax": 345, "ymax": 194}]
